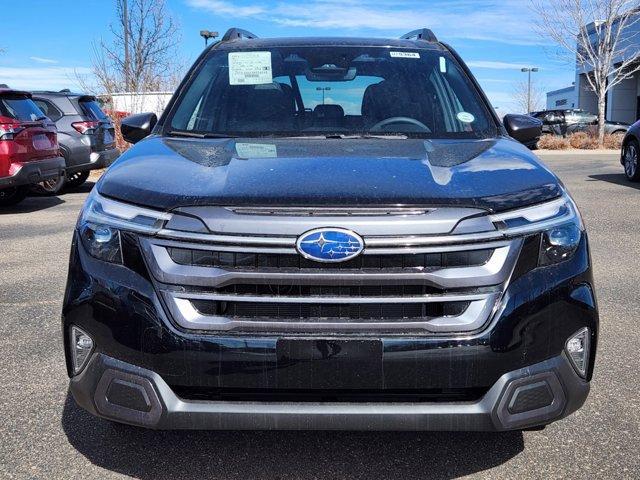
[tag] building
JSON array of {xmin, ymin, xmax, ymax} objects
[
  {"xmin": 546, "ymin": 85, "xmax": 577, "ymax": 109},
  {"xmin": 98, "ymin": 91, "xmax": 173, "ymax": 117},
  {"xmin": 546, "ymin": 11, "xmax": 640, "ymax": 124}
]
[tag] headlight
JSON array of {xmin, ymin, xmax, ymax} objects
[
  {"xmin": 78, "ymin": 189, "xmax": 172, "ymax": 263},
  {"xmin": 539, "ymin": 222, "xmax": 582, "ymax": 265},
  {"xmin": 489, "ymin": 193, "xmax": 584, "ymax": 266}
]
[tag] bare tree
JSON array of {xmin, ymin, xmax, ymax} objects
[
  {"xmin": 511, "ymin": 79, "xmax": 546, "ymax": 113},
  {"xmin": 532, "ymin": 0, "xmax": 640, "ymax": 146},
  {"xmin": 89, "ymin": 0, "xmax": 182, "ymax": 99}
]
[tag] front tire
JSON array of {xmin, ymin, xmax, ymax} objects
[
  {"xmin": 0, "ymin": 185, "xmax": 29, "ymax": 207},
  {"xmin": 623, "ymin": 139, "xmax": 640, "ymax": 182}
]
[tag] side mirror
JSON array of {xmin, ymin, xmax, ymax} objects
[
  {"xmin": 121, "ymin": 112, "xmax": 158, "ymax": 144},
  {"xmin": 503, "ymin": 114, "xmax": 542, "ymax": 145}
]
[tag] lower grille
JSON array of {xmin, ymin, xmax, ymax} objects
[
  {"xmin": 191, "ymin": 299, "xmax": 470, "ymax": 320},
  {"xmin": 172, "ymin": 387, "xmax": 488, "ymax": 403}
]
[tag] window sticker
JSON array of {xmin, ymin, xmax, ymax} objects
[
  {"xmin": 457, "ymin": 111, "xmax": 475, "ymax": 123},
  {"xmin": 235, "ymin": 143, "xmax": 278, "ymax": 158},
  {"xmin": 390, "ymin": 51, "xmax": 420, "ymax": 59},
  {"xmin": 439, "ymin": 56, "xmax": 447, "ymax": 73},
  {"xmin": 228, "ymin": 51, "xmax": 273, "ymax": 85}
]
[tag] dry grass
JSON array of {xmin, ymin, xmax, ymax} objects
[
  {"xmin": 567, "ymin": 132, "xmax": 598, "ymax": 149},
  {"xmin": 537, "ymin": 132, "xmax": 625, "ymax": 150},
  {"xmin": 537, "ymin": 135, "xmax": 571, "ymax": 150},
  {"xmin": 603, "ymin": 133, "xmax": 624, "ymax": 150}
]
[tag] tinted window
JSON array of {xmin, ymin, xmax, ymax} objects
[
  {"xmin": 168, "ymin": 46, "xmax": 497, "ymax": 139},
  {"xmin": 34, "ymin": 99, "xmax": 63, "ymax": 122},
  {"xmin": 80, "ymin": 99, "xmax": 108, "ymax": 120},
  {"xmin": 0, "ymin": 95, "xmax": 46, "ymax": 122}
]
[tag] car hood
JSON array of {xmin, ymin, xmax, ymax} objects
[{"xmin": 98, "ymin": 136, "xmax": 562, "ymax": 213}]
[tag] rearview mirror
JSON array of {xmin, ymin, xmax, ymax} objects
[
  {"xmin": 121, "ymin": 112, "xmax": 158, "ymax": 144},
  {"xmin": 503, "ymin": 114, "xmax": 542, "ymax": 146}
]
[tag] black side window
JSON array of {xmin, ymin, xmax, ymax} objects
[{"xmin": 34, "ymin": 99, "xmax": 63, "ymax": 122}]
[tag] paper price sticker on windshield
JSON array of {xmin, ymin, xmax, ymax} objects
[
  {"xmin": 229, "ymin": 51, "xmax": 273, "ymax": 85},
  {"xmin": 390, "ymin": 51, "xmax": 420, "ymax": 59},
  {"xmin": 235, "ymin": 143, "xmax": 278, "ymax": 158}
]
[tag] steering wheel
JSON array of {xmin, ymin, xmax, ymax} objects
[{"xmin": 369, "ymin": 116, "xmax": 431, "ymax": 132}]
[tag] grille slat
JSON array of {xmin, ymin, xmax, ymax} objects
[{"xmin": 167, "ymin": 247, "xmax": 493, "ymax": 271}]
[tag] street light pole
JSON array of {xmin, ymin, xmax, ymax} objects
[
  {"xmin": 200, "ymin": 30, "xmax": 219, "ymax": 46},
  {"xmin": 520, "ymin": 67, "xmax": 539, "ymax": 113},
  {"xmin": 316, "ymin": 86, "xmax": 331, "ymax": 105}
]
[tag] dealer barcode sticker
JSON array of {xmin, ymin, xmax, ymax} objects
[
  {"xmin": 390, "ymin": 51, "xmax": 420, "ymax": 59},
  {"xmin": 229, "ymin": 51, "xmax": 273, "ymax": 85}
]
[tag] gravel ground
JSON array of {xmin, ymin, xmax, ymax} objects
[{"xmin": 0, "ymin": 151, "xmax": 638, "ymax": 479}]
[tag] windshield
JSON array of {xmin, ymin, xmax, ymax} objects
[{"xmin": 167, "ymin": 45, "xmax": 497, "ymax": 139}]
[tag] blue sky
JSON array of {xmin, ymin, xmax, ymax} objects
[{"xmin": 0, "ymin": 0, "xmax": 575, "ymax": 112}]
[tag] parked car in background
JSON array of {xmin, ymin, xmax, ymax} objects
[
  {"xmin": 31, "ymin": 90, "xmax": 120, "ymax": 193},
  {"xmin": 531, "ymin": 109, "xmax": 629, "ymax": 137},
  {"xmin": 620, "ymin": 120, "xmax": 640, "ymax": 181},
  {"xmin": 0, "ymin": 88, "xmax": 64, "ymax": 206}
]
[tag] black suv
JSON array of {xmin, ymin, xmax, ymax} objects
[
  {"xmin": 31, "ymin": 91, "xmax": 119, "ymax": 193},
  {"xmin": 63, "ymin": 29, "xmax": 598, "ymax": 431},
  {"xmin": 531, "ymin": 109, "xmax": 629, "ymax": 137}
]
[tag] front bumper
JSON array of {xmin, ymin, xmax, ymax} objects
[
  {"xmin": 67, "ymin": 147, "xmax": 120, "ymax": 174},
  {"xmin": 63, "ymin": 226, "xmax": 598, "ymax": 431},
  {"xmin": 71, "ymin": 351, "xmax": 588, "ymax": 431},
  {"xmin": 0, "ymin": 156, "xmax": 65, "ymax": 188}
]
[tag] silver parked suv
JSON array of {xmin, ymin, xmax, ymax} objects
[{"xmin": 31, "ymin": 90, "xmax": 120, "ymax": 192}]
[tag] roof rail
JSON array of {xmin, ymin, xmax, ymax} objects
[
  {"xmin": 221, "ymin": 28, "xmax": 259, "ymax": 42},
  {"xmin": 400, "ymin": 28, "xmax": 438, "ymax": 42}
]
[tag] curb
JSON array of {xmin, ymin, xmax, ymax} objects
[{"xmin": 535, "ymin": 149, "xmax": 619, "ymax": 156}]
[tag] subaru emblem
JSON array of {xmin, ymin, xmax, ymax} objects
[{"xmin": 296, "ymin": 228, "xmax": 364, "ymax": 263}]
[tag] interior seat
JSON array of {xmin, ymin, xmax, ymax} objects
[
  {"xmin": 226, "ymin": 82, "xmax": 296, "ymax": 131},
  {"xmin": 362, "ymin": 79, "xmax": 427, "ymax": 129},
  {"xmin": 313, "ymin": 104, "xmax": 345, "ymax": 129}
]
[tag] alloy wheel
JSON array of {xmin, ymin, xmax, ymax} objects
[{"xmin": 624, "ymin": 143, "xmax": 638, "ymax": 179}]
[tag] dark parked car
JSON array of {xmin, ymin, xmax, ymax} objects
[
  {"xmin": 531, "ymin": 109, "xmax": 629, "ymax": 136},
  {"xmin": 620, "ymin": 120, "xmax": 640, "ymax": 181},
  {"xmin": 0, "ymin": 88, "xmax": 64, "ymax": 206},
  {"xmin": 31, "ymin": 90, "xmax": 119, "ymax": 192},
  {"xmin": 63, "ymin": 28, "xmax": 598, "ymax": 431}
]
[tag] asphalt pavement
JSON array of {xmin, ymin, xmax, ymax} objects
[{"xmin": 0, "ymin": 151, "xmax": 638, "ymax": 479}]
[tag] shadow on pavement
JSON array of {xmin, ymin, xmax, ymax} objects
[
  {"xmin": 62, "ymin": 392, "xmax": 524, "ymax": 480},
  {"xmin": 0, "ymin": 195, "xmax": 65, "ymax": 214},
  {"xmin": 588, "ymin": 174, "xmax": 640, "ymax": 190}
]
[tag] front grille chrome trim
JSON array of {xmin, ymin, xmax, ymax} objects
[
  {"xmin": 161, "ymin": 291, "xmax": 500, "ymax": 333},
  {"xmin": 167, "ymin": 291, "xmax": 492, "ymax": 304},
  {"xmin": 140, "ymin": 239, "xmax": 521, "ymax": 290}
]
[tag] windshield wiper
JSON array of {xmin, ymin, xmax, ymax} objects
[
  {"xmin": 167, "ymin": 130, "xmax": 237, "ymax": 139},
  {"xmin": 324, "ymin": 133, "xmax": 409, "ymax": 140}
]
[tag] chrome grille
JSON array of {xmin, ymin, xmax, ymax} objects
[
  {"xmin": 140, "ymin": 206, "xmax": 522, "ymax": 334},
  {"xmin": 165, "ymin": 246, "xmax": 493, "ymax": 270}
]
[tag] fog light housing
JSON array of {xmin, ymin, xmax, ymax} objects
[
  {"xmin": 70, "ymin": 326, "xmax": 94, "ymax": 375},
  {"xmin": 565, "ymin": 327, "xmax": 590, "ymax": 378}
]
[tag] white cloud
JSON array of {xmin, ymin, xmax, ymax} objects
[
  {"xmin": 0, "ymin": 66, "xmax": 91, "ymax": 91},
  {"xmin": 186, "ymin": 0, "xmax": 544, "ymax": 46},
  {"xmin": 187, "ymin": 0, "xmax": 265, "ymax": 17},
  {"xmin": 466, "ymin": 61, "xmax": 534, "ymax": 70},
  {"xmin": 29, "ymin": 56, "xmax": 58, "ymax": 64}
]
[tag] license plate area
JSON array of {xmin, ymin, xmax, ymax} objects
[
  {"xmin": 276, "ymin": 338, "xmax": 384, "ymax": 389},
  {"xmin": 32, "ymin": 134, "xmax": 52, "ymax": 150}
]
